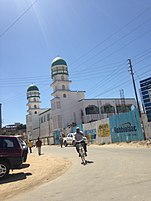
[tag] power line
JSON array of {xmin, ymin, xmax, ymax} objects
[
  {"xmin": 69, "ymin": 5, "xmax": 151, "ymax": 67},
  {"xmin": 71, "ymin": 14, "xmax": 151, "ymax": 70},
  {"xmin": 0, "ymin": 0, "xmax": 39, "ymax": 38}
]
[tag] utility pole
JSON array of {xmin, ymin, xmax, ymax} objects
[
  {"xmin": 0, "ymin": 103, "xmax": 2, "ymax": 135},
  {"xmin": 128, "ymin": 59, "xmax": 146, "ymax": 139},
  {"xmin": 128, "ymin": 59, "xmax": 141, "ymax": 117}
]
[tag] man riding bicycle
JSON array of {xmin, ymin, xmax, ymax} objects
[{"xmin": 75, "ymin": 127, "xmax": 87, "ymax": 157}]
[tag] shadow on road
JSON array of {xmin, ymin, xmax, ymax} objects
[
  {"xmin": 0, "ymin": 172, "xmax": 32, "ymax": 184},
  {"xmin": 81, "ymin": 160, "xmax": 94, "ymax": 165},
  {"xmin": 22, "ymin": 163, "xmax": 30, "ymax": 169},
  {"xmin": 86, "ymin": 160, "xmax": 94, "ymax": 163}
]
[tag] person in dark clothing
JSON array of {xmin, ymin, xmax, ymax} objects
[
  {"xmin": 36, "ymin": 137, "xmax": 42, "ymax": 155},
  {"xmin": 59, "ymin": 133, "xmax": 64, "ymax": 148}
]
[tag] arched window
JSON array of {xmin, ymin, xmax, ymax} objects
[
  {"xmin": 85, "ymin": 105, "xmax": 99, "ymax": 114},
  {"xmin": 63, "ymin": 94, "xmax": 66, "ymax": 98},
  {"xmin": 34, "ymin": 105, "xmax": 37, "ymax": 108},
  {"xmin": 62, "ymin": 85, "xmax": 65, "ymax": 90},
  {"xmin": 35, "ymin": 111, "xmax": 37, "ymax": 114},
  {"xmin": 61, "ymin": 75, "xmax": 64, "ymax": 80},
  {"xmin": 101, "ymin": 104, "xmax": 115, "ymax": 114}
]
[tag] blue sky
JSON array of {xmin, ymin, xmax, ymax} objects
[{"xmin": 0, "ymin": 0, "xmax": 151, "ymax": 126}]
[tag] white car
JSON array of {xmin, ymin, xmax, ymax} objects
[{"xmin": 63, "ymin": 133, "xmax": 88, "ymax": 147}]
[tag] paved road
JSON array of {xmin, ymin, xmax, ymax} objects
[{"xmin": 7, "ymin": 145, "xmax": 151, "ymax": 201}]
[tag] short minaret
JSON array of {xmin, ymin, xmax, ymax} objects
[
  {"xmin": 26, "ymin": 84, "xmax": 41, "ymax": 140},
  {"xmin": 27, "ymin": 84, "xmax": 41, "ymax": 115}
]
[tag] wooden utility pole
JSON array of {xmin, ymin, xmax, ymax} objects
[
  {"xmin": 128, "ymin": 59, "xmax": 146, "ymax": 139},
  {"xmin": 0, "ymin": 103, "xmax": 2, "ymax": 135},
  {"xmin": 128, "ymin": 59, "xmax": 141, "ymax": 117}
]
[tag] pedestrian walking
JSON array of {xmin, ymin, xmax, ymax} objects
[
  {"xmin": 27, "ymin": 139, "xmax": 33, "ymax": 153},
  {"xmin": 59, "ymin": 133, "xmax": 64, "ymax": 148},
  {"xmin": 36, "ymin": 137, "xmax": 42, "ymax": 155}
]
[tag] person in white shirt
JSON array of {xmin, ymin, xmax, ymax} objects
[{"xmin": 75, "ymin": 127, "xmax": 87, "ymax": 156}]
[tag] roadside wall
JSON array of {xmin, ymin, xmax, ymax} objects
[
  {"xmin": 109, "ymin": 108, "xmax": 144, "ymax": 143},
  {"xmin": 83, "ymin": 118, "xmax": 111, "ymax": 144},
  {"xmin": 82, "ymin": 109, "xmax": 148, "ymax": 144}
]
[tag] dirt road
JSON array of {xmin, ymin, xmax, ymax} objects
[
  {"xmin": 1, "ymin": 142, "xmax": 151, "ymax": 201},
  {"xmin": 0, "ymin": 152, "xmax": 71, "ymax": 200}
]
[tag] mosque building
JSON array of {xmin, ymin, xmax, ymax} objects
[{"xmin": 26, "ymin": 57, "xmax": 136, "ymax": 143}]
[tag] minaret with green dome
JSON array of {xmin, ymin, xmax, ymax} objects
[
  {"xmin": 27, "ymin": 84, "xmax": 41, "ymax": 115},
  {"xmin": 51, "ymin": 57, "xmax": 72, "ymax": 98}
]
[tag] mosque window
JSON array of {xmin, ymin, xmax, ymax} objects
[
  {"xmin": 61, "ymin": 75, "xmax": 64, "ymax": 80},
  {"xmin": 62, "ymin": 85, "xmax": 65, "ymax": 90},
  {"xmin": 56, "ymin": 101, "xmax": 61, "ymax": 109},
  {"xmin": 85, "ymin": 105, "xmax": 99, "ymax": 114},
  {"xmin": 47, "ymin": 114, "xmax": 50, "ymax": 121},
  {"xmin": 58, "ymin": 115, "xmax": 62, "ymax": 128},
  {"xmin": 34, "ymin": 105, "xmax": 37, "ymax": 108},
  {"xmin": 52, "ymin": 102, "xmax": 55, "ymax": 110},
  {"xmin": 63, "ymin": 94, "xmax": 66, "ymax": 98},
  {"xmin": 35, "ymin": 111, "xmax": 37, "ymax": 114},
  {"xmin": 101, "ymin": 104, "xmax": 115, "ymax": 114}
]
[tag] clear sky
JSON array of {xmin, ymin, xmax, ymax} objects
[{"xmin": 0, "ymin": 0, "xmax": 151, "ymax": 126}]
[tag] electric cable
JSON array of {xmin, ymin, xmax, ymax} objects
[{"xmin": 0, "ymin": 0, "xmax": 39, "ymax": 38}]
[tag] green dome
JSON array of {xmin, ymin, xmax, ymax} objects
[
  {"xmin": 27, "ymin": 84, "xmax": 39, "ymax": 92},
  {"xmin": 51, "ymin": 57, "xmax": 67, "ymax": 67}
]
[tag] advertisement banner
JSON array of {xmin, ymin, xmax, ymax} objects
[
  {"xmin": 98, "ymin": 123, "xmax": 110, "ymax": 137},
  {"xmin": 109, "ymin": 108, "xmax": 144, "ymax": 143}
]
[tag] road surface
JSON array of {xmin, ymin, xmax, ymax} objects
[{"xmin": 7, "ymin": 145, "xmax": 151, "ymax": 201}]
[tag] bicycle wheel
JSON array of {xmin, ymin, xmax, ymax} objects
[{"xmin": 79, "ymin": 146, "xmax": 86, "ymax": 165}]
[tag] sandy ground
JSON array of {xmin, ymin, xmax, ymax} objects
[
  {"xmin": 0, "ymin": 154, "xmax": 71, "ymax": 200},
  {"xmin": 100, "ymin": 139, "xmax": 151, "ymax": 149}
]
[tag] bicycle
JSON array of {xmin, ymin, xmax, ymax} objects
[{"xmin": 78, "ymin": 142, "xmax": 87, "ymax": 165}]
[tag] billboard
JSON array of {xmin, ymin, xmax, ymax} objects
[{"xmin": 109, "ymin": 108, "xmax": 144, "ymax": 143}]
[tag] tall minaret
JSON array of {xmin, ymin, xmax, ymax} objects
[
  {"xmin": 50, "ymin": 57, "xmax": 72, "ymax": 129},
  {"xmin": 26, "ymin": 84, "xmax": 41, "ymax": 139},
  {"xmin": 51, "ymin": 56, "xmax": 72, "ymax": 98}
]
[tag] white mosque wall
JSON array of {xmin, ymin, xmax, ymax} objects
[
  {"xmin": 79, "ymin": 98, "xmax": 136, "ymax": 124},
  {"xmin": 66, "ymin": 92, "xmax": 83, "ymax": 126},
  {"xmin": 51, "ymin": 91, "xmax": 85, "ymax": 129},
  {"xmin": 39, "ymin": 109, "xmax": 54, "ymax": 144}
]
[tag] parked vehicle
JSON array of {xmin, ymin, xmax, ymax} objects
[
  {"xmin": 63, "ymin": 133, "xmax": 88, "ymax": 147},
  {"xmin": 63, "ymin": 133, "xmax": 76, "ymax": 147},
  {"xmin": 0, "ymin": 135, "xmax": 28, "ymax": 179}
]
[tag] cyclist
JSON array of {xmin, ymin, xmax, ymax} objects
[{"xmin": 75, "ymin": 127, "xmax": 87, "ymax": 156}]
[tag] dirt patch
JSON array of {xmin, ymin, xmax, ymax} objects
[{"xmin": 0, "ymin": 154, "xmax": 71, "ymax": 200}]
